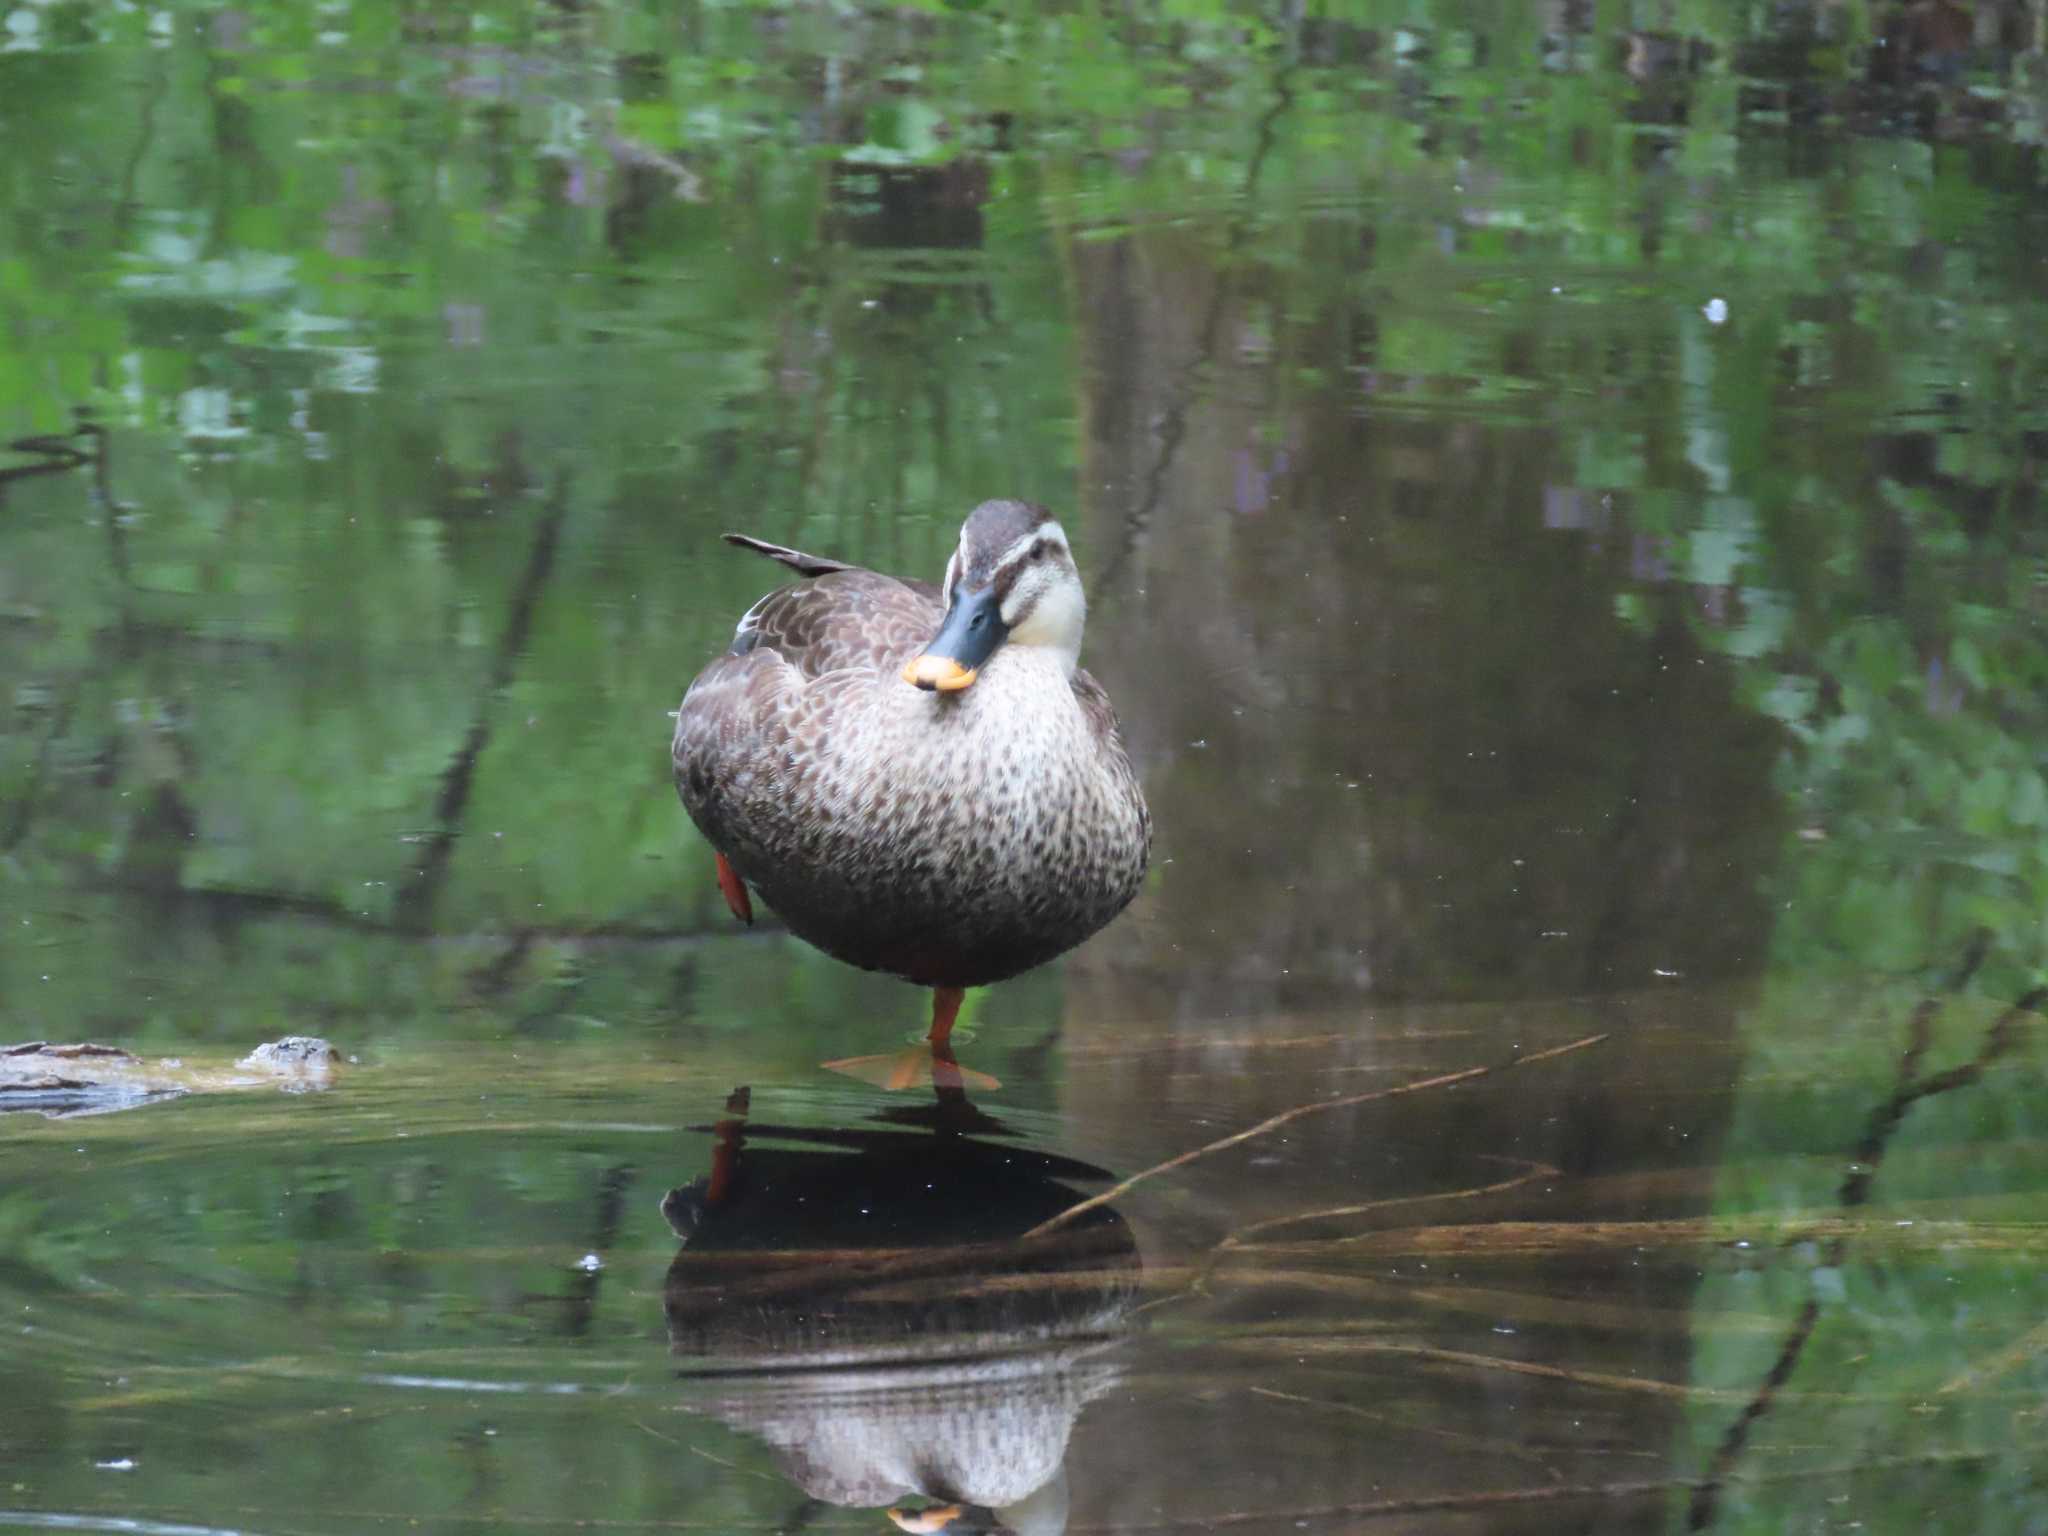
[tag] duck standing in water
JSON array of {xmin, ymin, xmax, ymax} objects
[{"xmin": 672, "ymin": 500, "xmax": 1149, "ymax": 1080}]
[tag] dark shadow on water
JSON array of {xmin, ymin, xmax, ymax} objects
[{"xmin": 662, "ymin": 1085, "xmax": 1140, "ymax": 1536}]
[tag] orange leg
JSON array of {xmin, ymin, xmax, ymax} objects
[
  {"xmin": 714, "ymin": 851, "xmax": 753, "ymax": 926},
  {"xmin": 704, "ymin": 1116, "xmax": 742, "ymax": 1205},
  {"xmin": 927, "ymin": 985, "xmax": 965, "ymax": 1049},
  {"xmin": 703, "ymin": 1086, "xmax": 750, "ymax": 1207},
  {"xmin": 930, "ymin": 1038, "xmax": 966, "ymax": 1097}
]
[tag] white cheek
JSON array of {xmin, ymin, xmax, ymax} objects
[{"xmin": 1007, "ymin": 577, "xmax": 1085, "ymax": 653}]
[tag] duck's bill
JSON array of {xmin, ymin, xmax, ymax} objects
[{"xmin": 902, "ymin": 584, "xmax": 1007, "ymax": 692}]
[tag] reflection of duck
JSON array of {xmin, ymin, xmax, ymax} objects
[
  {"xmin": 671, "ymin": 500, "xmax": 1151, "ymax": 1069},
  {"xmin": 663, "ymin": 1085, "xmax": 1139, "ymax": 1535}
]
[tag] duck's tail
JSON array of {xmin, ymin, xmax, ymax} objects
[{"xmin": 722, "ymin": 532, "xmax": 857, "ymax": 579}]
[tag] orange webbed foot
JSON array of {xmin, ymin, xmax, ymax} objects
[
  {"xmin": 820, "ymin": 988, "xmax": 999, "ymax": 1090},
  {"xmin": 819, "ymin": 1046, "xmax": 1001, "ymax": 1093}
]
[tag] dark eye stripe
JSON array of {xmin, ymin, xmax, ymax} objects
[{"xmin": 988, "ymin": 537, "xmax": 1073, "ymax": 600}]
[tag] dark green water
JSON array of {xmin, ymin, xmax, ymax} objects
[{"xmin": 5, "ymin": 4, "xmax": 2048, "ymax": 1533}]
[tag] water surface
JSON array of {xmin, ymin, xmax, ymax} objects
[{"xmin": 5, "ymin": 5, "xmax": 2048, "ymax": 1533}]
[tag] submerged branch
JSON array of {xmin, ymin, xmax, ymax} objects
[
  {"xmin": 1687, "ymin": 938, "xmax": 2041, "ymax": 1532},
  {"xmin": 1938, "ymin": 1316, "xmax": 2048, "ymax": 1397},
  {"xmin": 1249, "ymin": 1384, "xmax": 1563, "ymax": 1476},
  {"xmin": 1081, "ymin": 1449, "xmax": 1997, "ymax": 1532},
  {"xmin": 1217, "ymin": 1155, "xmax": 1561, "ymax": 1250},
  {"xmin": 1219, "ymin": 1214, "xmax": 2048, "ymax": 1260},
  {"xmin": 1021, "ymin": 1032, "xmax": 1606, "ymax": 1240}
]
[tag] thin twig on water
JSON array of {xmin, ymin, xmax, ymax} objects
[{"xmin": 1020, "ymin": 1032, "xmax": 1608, "ymax": 1240}]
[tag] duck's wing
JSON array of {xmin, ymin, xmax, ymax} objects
[
  {"xmin": 676, "ymin": 541, "xmax": 937, "ymax": 841},
  {"xmin": 1070, "ymin": 666, "xmax": 1131, "ymax": 753},
  {"xmin": 1072, "ymin": 664, "xmax": 1152, "ymax": 854},
  {"xmin": 720, "ymin": 540, "xmax": 940, "ymax": 680}
]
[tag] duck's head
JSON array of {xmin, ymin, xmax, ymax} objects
[{"xmin": 903, "ymin": 500, "xmax": 1085, "ymax": 692}]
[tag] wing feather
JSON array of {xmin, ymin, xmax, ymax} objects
[
  {"xmin": 674, "ymin": 545, "xmax": 941, "ymax": 844},
  {"xmin": 730, "ymin": 569, "xmax": 940, "ymax": 679}
]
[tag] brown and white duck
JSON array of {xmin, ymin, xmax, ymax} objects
[{"xmin": 672, "ymin": 499, "xmax": 1150, "ymax": 1075}]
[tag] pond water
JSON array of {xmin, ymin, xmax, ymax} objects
[{"xmin": 5, "ymin": 5, "xmax": 2048, "ymax": 1533}]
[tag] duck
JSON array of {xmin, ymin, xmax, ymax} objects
[{"xmin": 672, "ymin": 499, "xmax": 1150, "ymax": 1072}]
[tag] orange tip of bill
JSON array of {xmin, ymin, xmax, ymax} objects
[{"xmin": 902, "ymin": 654, "xmax": 977, "ymax": 691}]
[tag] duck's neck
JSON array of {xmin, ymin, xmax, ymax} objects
[
  {"xmin": 930, "ymin": 644, "xmax": 1080, "ymax": 740},
  {"xmin": 986, "ymin": 642, "xmax": 1078, "ymax": 692},
  {"xmin": 1014, "ymin": 632, "xmax": 1082, "ymax": 679},
  {"xmin": 1045, "ymin": 640, "xmax": 1081, "ymax": 679}
]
